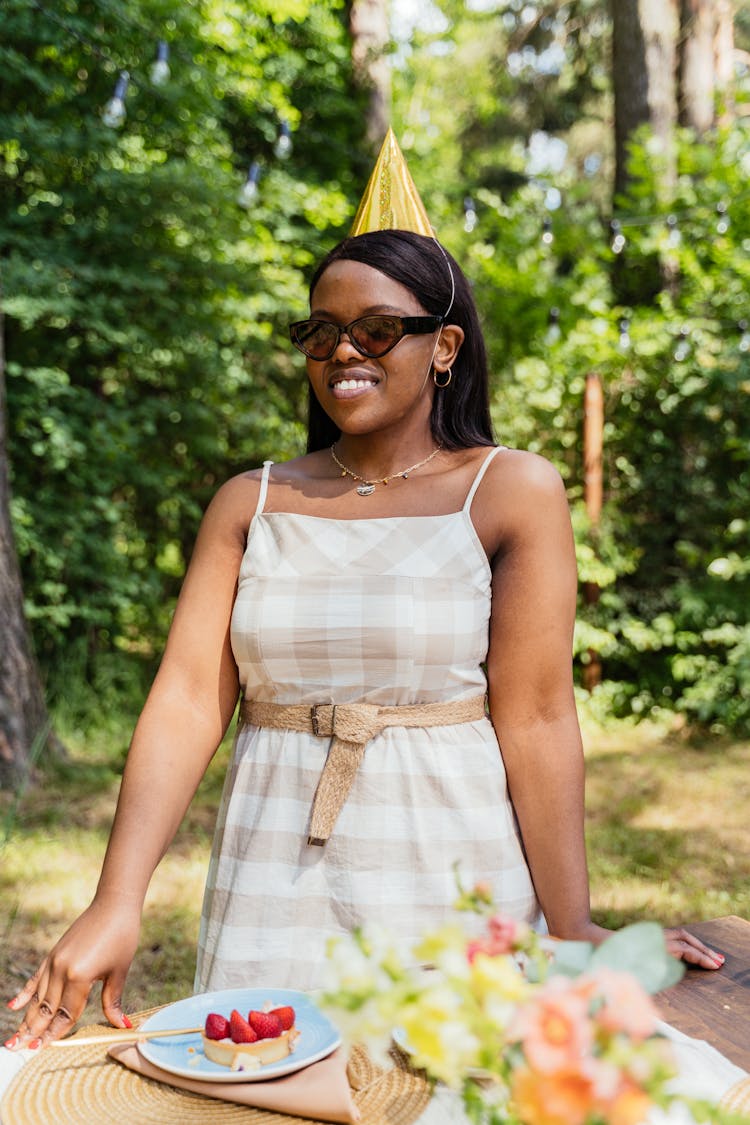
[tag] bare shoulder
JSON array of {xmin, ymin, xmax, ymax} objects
[
  {"xmin": 471, "ymin": 448, "xmax": 570, "ymax": 559},
  {"xmin": 488, "ymin": 447, "xmax": 565, "ymax": 497},
  {"xmin": 199, "ymin": 465, "xmax": 271, "ymax": 549},
  {"xmin": 474, "ymin": 448, "xmax": 568, "ymax": 517}
]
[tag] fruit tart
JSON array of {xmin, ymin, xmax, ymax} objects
[{"xmin": 201, "ymin": 1004, "xmax": 300, "ymax": 1072}]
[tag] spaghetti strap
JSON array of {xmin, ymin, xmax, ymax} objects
[
  {"xmin": 253, "ymin": 460, "xmax": 274, "ymax": 520},
  {"xmin": 463, "ymin": 446, "xmax": 505, "ymax": 512}
]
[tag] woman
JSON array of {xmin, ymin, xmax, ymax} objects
[{"xmin": 6, "ymin": 228, "xmax": 723, "ymax": 1051}]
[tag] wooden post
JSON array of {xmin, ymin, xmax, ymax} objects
[{"xmin": 583, "ymin": 371, "xmax": 603, "ymax": 691}]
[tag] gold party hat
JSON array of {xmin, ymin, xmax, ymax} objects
[{"xmin": 349, "ymin": 128, "xmax": 434, "ymax": 237}]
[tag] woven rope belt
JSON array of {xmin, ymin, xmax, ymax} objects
[{"xmin": 240, "ymin": 694, "xmax": 487, "ymax": 846}]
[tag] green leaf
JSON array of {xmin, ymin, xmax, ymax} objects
[{"xmin": 589, "ymin": 922, "xmax": 685, "ymax": 992}]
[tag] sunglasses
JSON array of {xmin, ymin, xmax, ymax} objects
[{"xmin": 289, "ymin": 314, "xmax": 443, "ymax": 361}]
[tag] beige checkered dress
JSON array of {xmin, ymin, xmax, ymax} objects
[{"xmin": 195, "ymin": 447, "xmax": 542, "ymax": 993}]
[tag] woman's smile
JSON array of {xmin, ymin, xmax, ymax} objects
[{"xmin": 328, "ymin": 367, "xmax": 380, "ymax": 398}]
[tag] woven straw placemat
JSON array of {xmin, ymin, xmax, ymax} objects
[
  {"xmin": 1, "ymin": 1019, "xmax": 432, "ymax": 1125},
  {"xmin": 720, "ymin": 1076, "xmax": 750, "ymax": 1119}
]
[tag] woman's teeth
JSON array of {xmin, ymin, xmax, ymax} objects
[{"xmin": 335, "ymin": 378, "xmax": 376, "ymax": 390}]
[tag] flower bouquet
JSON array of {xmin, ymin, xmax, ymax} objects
[{"xmin": 322, "ymin": 883, "xmax": 739, "ymax": 1125}]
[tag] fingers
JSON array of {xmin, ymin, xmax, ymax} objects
[
  {"xmin": 664, "ymin": 926, "xmax": 725, "ymax": 970},
  {"xmin": 102, "ymin": 972, "xmax": 132, "ymax": 1031},
  {"xmin": 7, "ymin": 968, "xmax": 42, "ymax": 1015},
  {"xmin": 5, "ymin": 962, "xmax": 91, "ymax": 1049}
]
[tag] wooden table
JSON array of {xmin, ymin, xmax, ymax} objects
[{"xmin": 657, "ymin": 915, "xmax": 750, "ymax": 1071}]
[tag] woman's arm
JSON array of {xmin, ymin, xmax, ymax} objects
[
  {"xmin": 7, "ymin": 474, "xmax": 258, "ymax": 1046},
  {"xmin": 480, "ymin": 451, "xmax": 723, "ymax": 967}
]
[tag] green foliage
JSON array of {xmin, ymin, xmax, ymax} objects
[
  {"xmin": 394, "ymin": 3, "xmax": 750, "ymax": 733},
  {"xmin": 1, "ymin": 0, "xmax": 365, "ymax": 683}
]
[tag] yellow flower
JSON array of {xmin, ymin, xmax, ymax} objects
[{"xmin": 400, "ymin": 985, "xmax": 481, "ymax": 1087}]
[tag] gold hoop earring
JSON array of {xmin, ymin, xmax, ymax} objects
[{"xmin": 433, "ymin": 367, "xmax": 452, "ymax": 388}]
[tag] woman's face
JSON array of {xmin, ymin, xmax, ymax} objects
[{"xmin": 306, "ymin": 259, "xmax": 445, "ymax": 440}]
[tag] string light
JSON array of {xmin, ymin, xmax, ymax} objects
[
  {"xmin": 237, "ymin": 161, "xmax": 262, "ymax": 208},
  {"xmin": 150, "ymin": 40, "xmax": 170, "ymax": 86},
  {"xmin": 541, "ymin": 217, "xmax": 554, "ymax": 246},
  {"xmin": 716, "ymin": 201, "xmax": 730, "ymax": 235},
  {"xmin": 739, "ymin": 320, "xmax": 750, "ymax": 353},
  {"xmin": 674, "ymin": 326, "xmax": 691, "ymax": 362},
  {"xmin": 666, "ymin": 213, "xmax": 681, "ymax": 248},
  {"xmin": 274, "ymin": 120, "xmax": 292, "ymax": 159},
  {"xmin": 102, "ymin": 71, "xmax": 129, "ymax": 127},
  {"xmin": 463, "ymin": 196, "xmax": 477, "ymax": 233},
  {"xmin": 545, "ymin": 306, "xmax": 561, "ymax": 345},
  {"xmin": 275, "ymin": 127, "xmax": 292, "ymax": 160},
  {"xmin": 610, "ymin": 219, "xmax": 626, "ymax": 254},
  {"xmin": 618, "ymin": 316, "xmax": 631, "ymax": 351}
]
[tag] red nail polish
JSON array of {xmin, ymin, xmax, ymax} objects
[
  {"xmin": 28, "ymin": 1038, "xmax": 42, "ymax": 1050},
  {"xmin": 122, "ymin": 1015, "xmax": 133, "ymax": 1029},
  {"xmin": 4, "ymin": 1034, "xmax": 19, "ymax": 1050}
]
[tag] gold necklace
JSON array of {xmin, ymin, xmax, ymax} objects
[{"xmin": 330, "ymin": 443, "xmax": 443, "ymax": 497}]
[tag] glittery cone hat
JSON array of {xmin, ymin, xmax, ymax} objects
[{"xmin": 349, "ymin": 128, "xmax": 434, "ymax": 237}]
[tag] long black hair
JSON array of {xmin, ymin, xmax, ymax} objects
[{"xmin": 304, "ymin": 230, "xmax": 495, "ymax": 453}]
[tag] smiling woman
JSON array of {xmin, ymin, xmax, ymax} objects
[{"xmin": 6, "ymin": 132, "xmax": 723, "ymax": 1054}]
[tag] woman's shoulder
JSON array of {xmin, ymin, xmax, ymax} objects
[
  {"xmin": 207, "ymin": 452, "xmax": 327, "ymax": 520},
  {"xmin": 469, "ymin": 447, "xmax": 569, "ymax": 556},
  {"xmin": 488, "ymin": 447, "xmax": 565, "ymax": 493}
]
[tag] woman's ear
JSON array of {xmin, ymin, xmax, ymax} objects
[{"xmin": 434, "ymin": 324, "xmax": 464, "ymax": 375}]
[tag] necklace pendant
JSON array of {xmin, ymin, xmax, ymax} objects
[{"xmin": 356, "ymin": 483, "xmax": 376, "ymax": 497}]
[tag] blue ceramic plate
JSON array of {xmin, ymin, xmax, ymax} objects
[{"xmin": 137, "ymin": 988, "xmax": 341, "ymax": 1083}]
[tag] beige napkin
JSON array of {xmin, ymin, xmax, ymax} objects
[{"xmin": 108, "ymin": 1042, "xmax": 360, "ymax": 1124}]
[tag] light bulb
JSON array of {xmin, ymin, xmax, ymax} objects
[
  {"xmin": 674, "ymin": 326, "xmax": 690, "ymax": 362},
  {"xmin": 150, "ymin": 41, "xmax": 170, "ymax": 86},
  {"xmin": 274, "ymin": 121, "xmax": 292, "ymax": 160},
  {"xmin": 102, "ymin": 71, "xmax": 129, "ymax": 128},
  {"xmin": 618, "ymin": 316, "xmax": 631, "ymax": 351},
  {"xmin": 463, "ymin": 196, "xmax": 477, "ymax": 233},
  {"xmin": 716, "ymin": 201, "xmax": 730, "ymax": 235},
  {"xmin": 545, "ymin": 306, "xmax": 561, "ymax": 345},
  {"xmin": 541, "ymin": 218, "xmax": 553, "ymax": 246},
  {"xmin": 610, "ymin": 219, "xmax": 626, "ymax": 255},
  {"xmin": 238, "ymin": 161, "xmax": 261, "ymax": 208}
]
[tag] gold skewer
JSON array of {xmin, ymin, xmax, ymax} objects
[{"xmin": 51, "ymin": 1025, "xmax": 204, "ymax": 1047}]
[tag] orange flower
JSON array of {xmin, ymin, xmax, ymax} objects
[
  {"xmin": 511, "ymin": 1064, "xmax": 594, "ymax": 1125},
  {"xmin": 588, "ymin": 967, "xmax": 659, "ymax": 1041},
  {"xmin": 510, "ymin": 977, "xmax": 593, "ymax": 1073},
  {"xmin": 606, "ymin": 1077, "xmax": 653, "ymax": 1125}
]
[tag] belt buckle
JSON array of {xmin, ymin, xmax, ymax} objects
[{"xmin": 311, "ymin": 704, "xmax": 334, "ymax": 737}]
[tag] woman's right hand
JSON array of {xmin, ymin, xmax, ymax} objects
[{"xmin": 5, "ymin": 896, "xmax": 141, "ymax": 1049}]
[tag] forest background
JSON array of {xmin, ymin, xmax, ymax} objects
[
  {"xmin": 1, "ymin": 0, "xmax": 750, "ymax": 780},
  {"xmin": 1, "ymin": 0, "xmax": 749, "ymax": 1025}
]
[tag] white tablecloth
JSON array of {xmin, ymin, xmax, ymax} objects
[{"xmin": 1, "ymin": 1020, "xmax": 747, "ymax": 1124}]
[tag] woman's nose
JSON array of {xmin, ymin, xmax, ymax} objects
[{"xmin": 332, "ymin": 330, "xmax": 360, "ymax": 358}]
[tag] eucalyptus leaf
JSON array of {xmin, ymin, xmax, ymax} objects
[
  {"xmin": 549, "ymin": 940, "xmax": 595, "ymax": 977},
  {"xmin": 589, "ymin": 922, "xmax": 685, "ymax": 993}
]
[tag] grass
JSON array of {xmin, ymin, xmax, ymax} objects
[{"xmin": 1, "ymin": 708, "xmax": 748, "ymax": 1041}]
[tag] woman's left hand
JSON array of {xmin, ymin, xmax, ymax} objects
[{"xmin": 664, "ymin": 927, "xmax": 725, "ymax": 969}]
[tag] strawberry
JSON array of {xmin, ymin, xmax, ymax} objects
[
  {"xmin": 269, "ymin": 1005, "xmax": 295, "ymax": 1031},
  {"xmin": 204, "ymin": 1012, "xmax": 231, "ymax": 1041},
  {"xmin": 248, "ymin": 1009, "xmax": 283, "ymax": 1039},
  {"xmin": 229, "ymin": 1008, "xmax": 258, "ymax": 1044}
]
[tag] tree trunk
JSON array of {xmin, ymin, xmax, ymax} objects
[
  {"xmin": 0, "ymin": 302, "xmax": 58, "ymax": 787},
  {"xmin": 714, "ymin": 0, "xmax": 735, "ymax": 124},
  {"xmin": 678, "ymin": 0, "xmax": 718, "ymax": 132},
  {"xmin": 349, "ymin": 0, "xmax": 390, "ymax": 147},
  {"xmin": 611, "ymin": 0, "xmax": 679, "ymax": 198}
]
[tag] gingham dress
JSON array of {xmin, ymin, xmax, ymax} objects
[{"xmin": 195, "ymin": 447, "xmax": 542, "ymax": 993}]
